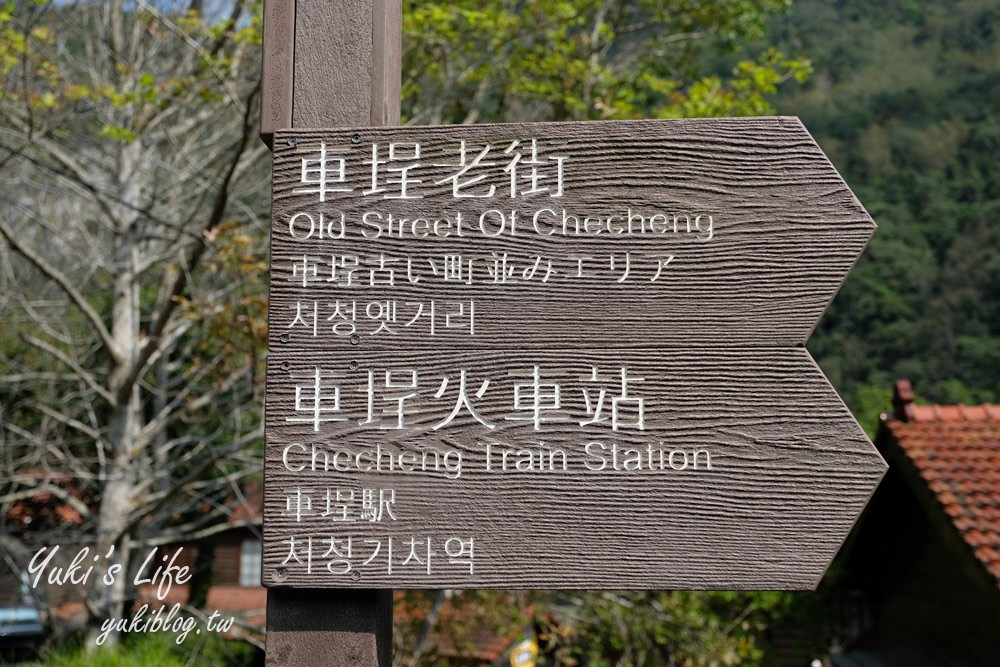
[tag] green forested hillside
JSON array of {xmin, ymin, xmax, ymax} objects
[{"xmin": 770, "ymin": 0, "xmax": 1000, "ymax": 429}]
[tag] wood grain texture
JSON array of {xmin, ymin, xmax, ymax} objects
[
  {"xmin": 263, "ymin": 3, "xmax": 399, "ymax": 656},
  {"xmin": 370, "ymin": 0, "xmax": 401, "ymax": 127},
  {"xmin": 266, "ymin": 589, "xmax": 392, "ymax": 667},
  {"xmin": 263, "ymin": 116, "xmax": 886, "ymax": 590},
  {"xmin": 268, "ymin": 118, "xmax": 875, "ymax": 350},
  {"xmin": 292, "ymin": 0, "xmax": 371, "ymax": 127},
  {"xmin": 261, "ymin": 0, "xmax": 402, "ymax": 138},
  {"xmin": 292, "ymin": 0, "xmax": 401, "ymax": 128},
  {"xmin": 262, "ymin": 348, "xmax": 886, "ymax": 589},
  {"xmin": 260, "ymin": 0, "xmax": 295, "ymax": 141}
]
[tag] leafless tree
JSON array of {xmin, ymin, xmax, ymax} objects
[{"xmin": 0, "ymin": 0, "xmax": 269, "ymax": 644}]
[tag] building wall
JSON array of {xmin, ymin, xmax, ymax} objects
[{"xmin": 843, "ymin": 462, "xmax": 1000, "ymax": 664}]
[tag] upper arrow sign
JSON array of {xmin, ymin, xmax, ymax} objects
[
  {"xmin": 263, "ymin": 117, "xmax": 886, "ymax": 589},
  {"xmin": 269, "ymin": 117, "xmax": 875, "ymax": 349}
]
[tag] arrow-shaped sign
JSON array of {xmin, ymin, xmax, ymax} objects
[{"xmin": 263, "ymin": 117, "xmax": 886, "ymax": 589}]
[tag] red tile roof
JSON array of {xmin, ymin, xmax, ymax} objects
[
  {"xmin": 884, "ymin": 380, "xmax": 1000, "ymax": 586},
  {"xmin": 4, "ymin": 471, "xmax": 89, "ymax": 527}
]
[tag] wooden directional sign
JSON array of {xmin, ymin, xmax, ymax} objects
[{"xmin": 263, "ymin": 117, "xmax": 887, "ymax": 589}]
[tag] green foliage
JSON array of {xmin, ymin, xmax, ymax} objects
[
  {"xmin": 537, "ymin": 591, "xmax": 794, "ymax": 666},
  {"xmin": 772, "ymin": 0, "xmax": 999, "ymax": 413},
  {"xmin": 403, "ymin": 0, "xmax": 810, "ymax": 124},
  {"xmin": 41, "ymin": 635, "xmax": 186, "ymax": 667},
  {"xmin": 853, "ymin": 382, "xmax": 894, "ymax": 437},
  {"xmin": 37, "ymin": 631, "xmax": 257, "ymax": 667},
  {"xmin": 395, "ymin": 589, "xmax": 794, "ymax": 666},
  {"xmin": 395, "ymin": 590, "xmax": 533, "ymax": 666}
]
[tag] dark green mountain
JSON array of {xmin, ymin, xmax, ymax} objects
[{"xmin": 771, "ymin": 0, "xmax": 1000, "ymax": 430}]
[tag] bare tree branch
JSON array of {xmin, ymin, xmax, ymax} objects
[
  {"xmin": 19, "ymin": 334, "xmax": 114, "ymax": 404},
  {"xmin": 0, "ymin": 1, "xmax": 267, "ymax": 645},
  {"xmin": 131, "ymin": 81, "xmax": 261, "ymax": 388},
  {"xmin": 32, "ymin": 402, "xmax": 104, "ymax": 443},
  {"xmin": 1, "ymin": 221, "xmax": 121, "ymax": 364}
]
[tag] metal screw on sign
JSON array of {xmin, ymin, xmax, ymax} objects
[
  {"xmin": 287, "ymin": 137, "xmax": 296, "ymax": 147},
  {"xmin": 279, "ymin": 333, "xmax": 290, "ymax": 343},
  {"xmin": 281, "ymin": 361, "xmax": 291, "ymax": 371},
  {"xmin": 351, "ymin": 571, "xmax": 361, "ymax": 582},
  {"xmin": 349, "ymin": 361, "xmax": 359, "ymax": 370},
  {"xmin": 350, "ymin": 334, "xmax": 361, "ymax": 345},
  {"xmin": 351, "ymin": 133, "xmax": 361, "ymax": 144},
  {"xmin": 275, "ymin": 567, "xmax": 287, "ymax": 583}
]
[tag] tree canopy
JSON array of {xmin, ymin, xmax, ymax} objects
[
  {"xmin": 771, "ymin": 0, "xmax": 1000, "ymax": 431},
  {"xmin": 402, "ymin": 0, "xmax": 810, "ymax": 124}
]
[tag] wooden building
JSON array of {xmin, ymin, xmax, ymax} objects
[
  {"xmin": 812, "ymin": 380, "xmax": 1000, "ymax": 666},
  {"xmin": 135, "ymin": 485, "xmax": 266, "ymax": 641}
]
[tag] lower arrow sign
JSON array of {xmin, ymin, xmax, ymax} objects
[{"xmin": 263, "ymin": 348, "xmax": 886, "ymax": 589}]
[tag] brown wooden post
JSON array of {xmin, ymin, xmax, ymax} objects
[
  {"xmin": 261, "ymin": 0, "xmax": 400, "ymax": 142},
  {"xmin": 261, "ymin": 1, "xmax": 401, "ymax": 665}
]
